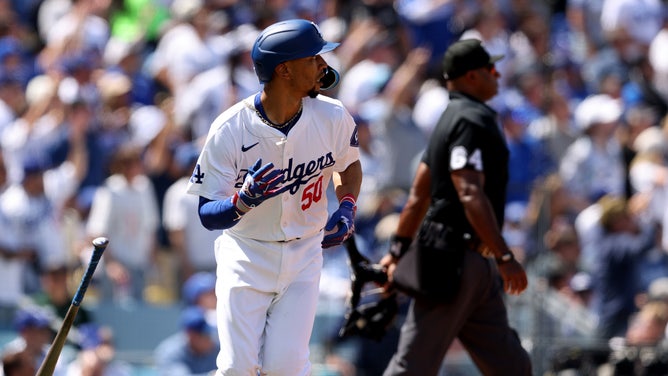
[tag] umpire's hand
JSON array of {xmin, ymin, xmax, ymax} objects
[{"xmin": 497, "ymin": 260, "xmax": 528, "ymax": 295}]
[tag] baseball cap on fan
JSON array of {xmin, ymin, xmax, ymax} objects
[
  {"xmin": 442, "ymin": 39, "xmax": 504, "ymax": 80},
  {"xmin": 181, "ymin": 306, "xmax": 215, "ymax": 335}
]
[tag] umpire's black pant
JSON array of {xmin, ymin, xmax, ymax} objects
[{"xmin": 383, "ymin": 249, "xmax": 532, "ymax": 376}]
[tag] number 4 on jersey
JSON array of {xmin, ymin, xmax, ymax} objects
[{"xmin": 191, "ymin": 164, "xmax": 205, "ymax": 184}]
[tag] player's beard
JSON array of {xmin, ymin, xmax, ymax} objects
[{"xmin": 308, "ymin": 87, "xmax": 319, "ymax": 98}]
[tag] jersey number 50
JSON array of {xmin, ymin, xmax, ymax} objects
[{"xmin": 301, "ymin": 176, "xmax": 324, "ymax": 210}]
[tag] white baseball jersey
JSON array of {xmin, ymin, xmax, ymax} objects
[
  {"xmin": 186, "ymin": 93, "xmax": 359, "ymax": 375},
  {"xmin": 186, "ymin": 94, "xmax": 360, "ymax": 242}
]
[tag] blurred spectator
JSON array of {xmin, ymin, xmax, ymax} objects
[
  {"xmin": 590, "ymin": 195, "xmax": 658, "ymax": 339},
  {"xmin": 85, "ymin": 144, "xmax": 160, "ymax": 304},
  {"xmin": 649, "ymin": 12, "xmax": 668, "ymax": 104},
  {"xmin": 0, "ymin": 148, "xmax": 8, "ymax": 195},
  {"xmin": 173, "ymin": 23, "xmax": 261, "ymax": 141},
  {"xmin": 149, "ymin": 0, "xmax": 220, "ymax": 96},
  {"xmin": 1, "ymin": 307, "xmax": 67, "ymax": 375},
  {"xmin": 501, "ymin": 106, "xmax": 554, "ymax": 205},
  {"xmin": 628, "ymin": 125, "xmax": 668, "ymax": 200},
  {"xmin": 153, "ymin": 306, "xmax": 219, "ymax": 376},
  {"xmin": 459, "ymin": 6, "xmax": 512, "ymax": 88},
  {"xmin": 560, "ymin": 93, "xmax": 627, "ymax": 205},
  {"xmin": 604, "ymin": 296, "xmax": 668, "ymax": 375},
  {"xmin": 103, "ymin": 36, "xmax": 157, "ymax": 106},
  {"xmin": 541, "ymin": 267, "xmax": 598, "ymax": 340},
  {"xmin": 3, "ymin": 77, "xmax": 89, "ymax": 209},
  {"xmin": 1, "ymin": 348, "xmax": 35, "ymax": 376},
  {"xmin": 64, "ymin": 323, "xmax": 132, "ymax": 376},
  {"xmin": 0, "ymin": 156, "xmax": 70, "ymax": 297},
  {"xmin": 621, "ymin": 59, "xmax": 668, "ymax": 121},
  {"xmin": 337, "ymin": 24, "xmax": 396, "ymax": 114},
  {"xmin": 28, "ymin": 263, "xmax": 94, "ymax": 329},
  {"xmin": 570, "ymin": 271, "xmax": 596, "ymax": 310},
  {"xmin": 543, "ymin": 219, "xmax": 582, "ymax": 273},
  {"xmin": 95, "ymin": 70, "xmax": 134, "ymax": 154},
  {"xmin": 393, "ymin": 0, "xmax": 457, "ymax": 72},
  {"xmin": 502, "ymin": 201, "xmax": 529, "ymax": 261},
  {"xmin": 565, "ymin": 0, "xmax": 607, "ymax": 61},
  {"xmin": 360, "ymin": 46, "xmax": 431, "ymax": 192},
  {"xmin": 132, "ymin": 99, "xmax": 185, "ymax": 252},
  {"xmin": 600, "ymin": 0, "xmax": 663, "ymax": 50},
  {"xmin": 527, "ymin": 89, "xmax": 579, "ymax": 166},
  {"xmin": 507, "ymin": 9, "xmax": 554, "ymax": 75},
  {"xmin": 411, "ymin": 73, "xmax": 449, "ymax": 138},
  {"xmin": 574, "ymin": 196, "xmax": 606, "ymax": 274},
  {"xmin": 56, "ymin": 52, "xmax": 103, "ymax": 109},
  {"xmin": 0, "ymin": 71, "xmax": 26, "ymax": 133},
  {"xmin": 0, "ymin": 36, "xmax": 33, "ymax": 87},
  {"xmin": 37, "ymin": 0, "xmax": 110, "ymax": 72},
  {"xmin": 181, "ymin": 272, "xmax": 216, "ymax": 328},
  {"xmin": 524, "ymin": 173, "xmax": 587, "ymax": 265},
  {"xmin": 625, "ymin": 299, "xmax": 668, "ymax": 347},
  {"xmin": 618, "ymin": 105, "xmax": 664, "ymax": 197},
  {"xmin": 163, "ymin": 142, "xmax": 218, "ymax": 283}
]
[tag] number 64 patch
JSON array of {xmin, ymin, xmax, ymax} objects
[{"xmin": 450, "ymin": 146, "xmax": 483, "ymax": 171}]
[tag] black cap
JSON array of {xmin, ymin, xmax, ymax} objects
[{"xmin": 442, "ymin": 39, "xmax": 504, "ymax": 80}]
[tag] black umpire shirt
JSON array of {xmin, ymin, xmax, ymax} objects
[{"xmin": 422, "ymin": 91, "xmax": 509, "ymax": 240}]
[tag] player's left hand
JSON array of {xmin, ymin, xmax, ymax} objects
[{"xmin": 322, "ymin": 195, "xmax": 356, "ymax": 248}]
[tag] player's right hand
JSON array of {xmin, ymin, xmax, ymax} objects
[{"xmin": 234, "ymin": 158, "xmax": 284, "ymax": 213}]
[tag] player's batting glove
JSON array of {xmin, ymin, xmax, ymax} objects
[
  {"xmin": 233, "ymin": 158, "xmax": 284, "ymax": 214},
  {"xmin": 322, "ymin": 194, "xmax": 356, "ymax": 249}
]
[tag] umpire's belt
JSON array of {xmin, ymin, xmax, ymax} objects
[{"xmin": 417, "ymin": 220, "xmax": 481, "ymax": 251}]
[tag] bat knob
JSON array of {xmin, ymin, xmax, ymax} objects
[{"xmin": 92, "ymin": 237, "xmax": 109, "ymax": 248}]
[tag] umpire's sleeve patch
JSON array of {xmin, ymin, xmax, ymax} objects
[{"xmin": 450, "ymin": 146, "xmax": 483, "ymax": 171}]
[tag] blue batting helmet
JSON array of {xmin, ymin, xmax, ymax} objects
[{"xmin": 251, "ymin": 19, "xmax": 340, "ymax": 83}]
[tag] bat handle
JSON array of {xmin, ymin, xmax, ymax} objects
[
  {"xmin": 72, "ymin": 237, "xmax": 108, "ymax": 306},
  {"xmin": 344, "ymin": 236, "xmax": 369, "ymax": 265}
]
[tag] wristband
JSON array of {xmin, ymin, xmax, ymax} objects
[
  {"xmin": 232, "ymin": 192, "xmax": 252, "ymax": 214},
  {"xmin": 389, "ymin": 235, "xmax": 412, "ymax": 259},
  {"xmin": 340, "ymin": 193, "xmax": 356, "ymax": 206},
  {"xmin": 495, "ymin": 252, "xmax": 514, "ymax": 264}
]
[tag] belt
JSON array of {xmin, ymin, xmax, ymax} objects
[
  {"xmin": 277, "ymin": 238, "xmax": 301, "ymax": 243},
  {"xmin": 462, "ymin": 232, "xmax": 492, "ymax": 256}
]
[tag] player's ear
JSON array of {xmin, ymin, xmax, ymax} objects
[{"xmin": 275, "ymin": 62, "xmax": 291, "ymax": 81}]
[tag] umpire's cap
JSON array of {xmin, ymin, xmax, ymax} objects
[
  {"xmin": 442, "ymin": 39, "xmax": 504, "ymax": 80},
  {"xmin": 251, "ymin": 19, "xmax": 339, "ymax": 83}
]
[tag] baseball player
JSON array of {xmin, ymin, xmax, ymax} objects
[{"xmin": 186, "ymin": 19, "xmax": 362, "ymax": 376}]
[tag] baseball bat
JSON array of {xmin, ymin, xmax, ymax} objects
[
  {"xmin": 343, "ymin": 236, "xmax": 387, "ymax": 309},
  {"xmin": 36, "ymin": 237, "xmax": 109, "ymax": 376}
]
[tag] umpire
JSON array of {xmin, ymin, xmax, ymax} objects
[{"xmin": 379, "ymin": 39, "xmax": 532, "ymax": 375}]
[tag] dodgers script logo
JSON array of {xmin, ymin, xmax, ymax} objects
[{"xmin": 233, "ymin": 153, "xmax": 336, "ymax": 196}]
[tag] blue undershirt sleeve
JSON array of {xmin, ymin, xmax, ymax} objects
[{"xmin": 198, "ymin": 196, "xmax": 243, "ymax": 230}]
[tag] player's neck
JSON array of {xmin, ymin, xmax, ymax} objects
[{"xmin": 259, "ymin": 90, "xmax": 303, "ymax": 125}]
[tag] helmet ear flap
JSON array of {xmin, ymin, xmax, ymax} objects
[{"xmin": 320, "ymin": 66, "xmax": 340, "ymax": 90}]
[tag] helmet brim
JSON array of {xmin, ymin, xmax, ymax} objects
[{"xmin": 317, "ymin": 41, "xmax": 340, "ymax": 55}]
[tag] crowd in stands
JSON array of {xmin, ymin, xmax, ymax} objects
[{"xmin": 2, "ymin": 0, "xmax": 668, "ymax": 374}]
